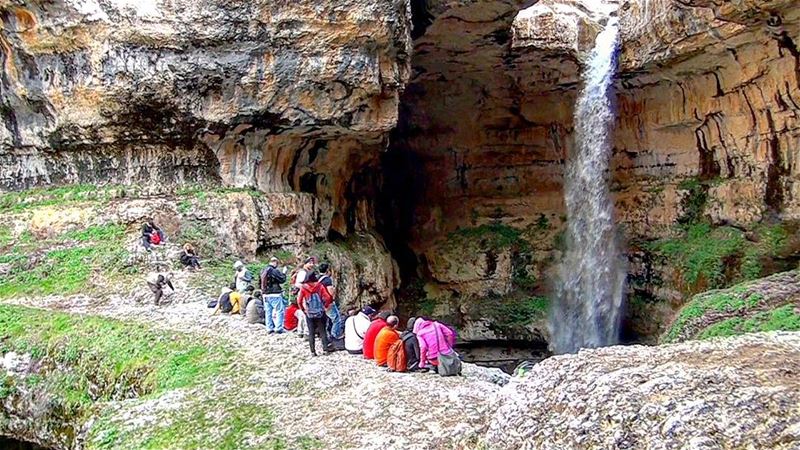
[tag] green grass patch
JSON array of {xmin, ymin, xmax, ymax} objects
[
  {"xmin": 447, "ymin": 223, "xmax": 526, "ymax": 251},
  {"xmin": 0, "ymin": 224, "xmax": 130, "ymax": 298},
  {"xmin": 649, "ymin": 223, "xmax": 744, "ymax": 290},
  {"xmin": 0, "ymin": 184, "xmax": 124, "ymax": 213},
  {"xmin": 698, "ymin": 305, "xmax": 800, "ymax": 340},
  {"xmin": 0, "ymin": 305, "xmax": 229, "ymax": 411}
]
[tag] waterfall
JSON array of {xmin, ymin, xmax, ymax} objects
[{"xmin": 549, "ymin": 18, "xmax": 626, "ymax": 354}]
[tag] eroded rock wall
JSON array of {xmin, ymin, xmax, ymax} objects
[
  {"xmin": 388, "ymin": 0, "xmax": 800, "ymax": 342},
  {"xmin": 0, "ymin": 0, "xmax": 412, "ymax": 237}
]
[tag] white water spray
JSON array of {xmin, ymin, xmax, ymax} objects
[{"xmin": 549, "ymin": 18, "xmax": 626, "ymax": 354}]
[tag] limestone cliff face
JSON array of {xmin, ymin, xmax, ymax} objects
[
  {"xmin": 388, "ymin": 0, "xmax": 800, "ymax": 342},
  {"xmin": 0, "ymin": 0, "xmax": 411, "ymax": 236}
]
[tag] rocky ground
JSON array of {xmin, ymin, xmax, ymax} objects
[
  {"xmin": 486, "ymin": 332, "xmax": 800, "ymax": 450},
  {"xmin": 2, "ymin": 267, "xmax": 507, "ymax": 450}
]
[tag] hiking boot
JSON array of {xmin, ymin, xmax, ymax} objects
[
  {"xmin": 311, "ymin": 352, "xmax": 318, "ymax": 357},
  {"xmin": 267, "ymin": 330, "xmax": 275, "ymax": 334}
]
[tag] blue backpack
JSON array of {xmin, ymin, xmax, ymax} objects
[{"xmin": 305, "ymin": 291, "xmax": 325, "ymax": 319}]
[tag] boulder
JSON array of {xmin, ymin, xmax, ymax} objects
[{"xmin": 486, "ymin": 332, "xmax": 800, "ymax": 449}]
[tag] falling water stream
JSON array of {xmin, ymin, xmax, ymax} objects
[{"xmin": 549, "ymin": 18, "xmax": 626, "ymax": 354}]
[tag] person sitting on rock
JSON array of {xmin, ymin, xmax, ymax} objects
[
  {"xmin": 285, "ymin": 301, "xmax": 308, "ymax": 338},
  {"xmin": 297, "ymin": 275, "xmax": 333, "ymax": 356},
  {"xmin": 414, "ymin": 319, "xmax": 457, "ymax": 370},
  {"xmin": 180, "ymin": 243, "xmax": 201, "ymax": 270},
  {"xmin": 374, "ymin": 315, "xmax": 401, "ymax": 367},
  {"xmin": 402, "ymin": 317, "xmax": 423, "ymax": 372},
  {"xmin": 212, "ymin": 287, "xmax": 243, "ymax": 315},
  {"xmin": 345, "ymin": 306, "xmax": 376, "ymax": 355},
  {"xmin": 245, "ymin": 290, "xmax": 266, "ymax": 324},
  {"xmin": 362, "ymin": 311, "xmax": 390, "ymax": 360},
  {"xmin": 261, "ymin": 257, "xmax": 288, "ymax": 334},
  {"xmin": 146, "ymin": 271, "xmax": 174, "ymax": 306},
  {"xmin": 141, "ymin": 218, "xmax": 165, "ymax": 252},
  {"xmin": 318, "ymin": 262, "xmax": 344, "ymax": 340}
]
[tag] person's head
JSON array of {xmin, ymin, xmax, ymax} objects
[
  {"xmin": 406, "ymin": 317, "xmax": 417, "ymax": 332},
  {"xmin": 244, "ymin": 285, "xmax": 255, "ymax": 294},
  {"xmin": 221, "ymin": 287, "xmax": 232, "ymax": 295},
  {"xmin": 253, "ymin": 289, "xmax": 262, "ymax": 299},
  {"xmin": 269, "ymin": 257, "xmax": 279, "ymax": 267},
  {"xmin": 184, "ymin": 243, "xmax": 194, "ymax": 252},
  {"xmin": 387, "ymin": 315, "xmax": 399, "ymax": 329},
  {"xmin": 291, "ymin": 301, "xmax": 299, "ymax": 308},
  {"xmin": 303, "ymin": 256, "xmax": 316, "ymax": 270},
  {"xmin": 234, "ymin": 260, "xmax": 244, "ymax": 271},
  {"xmin": 377, "ymin": 311, "xmax": 391, "ymax": 322},
  {"xmin": 361, "ymin": 306, "xmax": 377, "ymax": 319},
  {"xmin": 347, "ymin": 308, "xmax": 358, "ymax": 317},
  {"xmin": 145, "ymin": 217, "xmax": 154, "ymax": 225},
  {"xmin": 318, "ymin": 262, "xmax": 330, "ymax": 274},
  {"xmin": 304, "ymin": 272, "xmax": 318, "ymax": 284}
]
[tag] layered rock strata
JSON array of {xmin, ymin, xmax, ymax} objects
[
  {"xmin": 387, "ymin": 0, "xmax": 800, "ymax": 342},
  {"xmin": 0, "ymin": 0, "xmax": 412, "ymax": 236}
]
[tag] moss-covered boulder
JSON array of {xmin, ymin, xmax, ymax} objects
[{"xmin": 661, "ymin": 270, "xmax": 800, "ymax": 343}]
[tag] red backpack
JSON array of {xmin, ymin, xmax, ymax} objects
[
  {"xmin": 150, "ymin": 233, "xmax": 161, "ymax": 245},
  {"xmin": 387, "ymin": 340, "xmax": 407, "ymax": 373}
]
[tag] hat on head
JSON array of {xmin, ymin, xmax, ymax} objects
[
  {"xmin": 361, "ymin": 306, "xmax": 376, "ymax": 316},
  {"xmin": 269, "ymin": 257, "xmax": 279, "ymax": 263},
  {"xmin": 233, "ymin": 261, "xmax": 244, "ymax": 269},
  {"xmin": 304, "ymin": 256, "xmax": 317, "ymax": 264}
]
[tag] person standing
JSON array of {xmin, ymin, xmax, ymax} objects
[
  {"xmin": 260, "ymin": 257, "xmax": 287, "ymax": 333},
  {"xmin": 297, "ymin": 278, "xmax": 333, "ymax": 356},
  {"xmin": 293, "ymin": 257, "xmax": 317, "ymax": 291},
  {"xmin": 233, "ymin": 261, "xmax": 253, "ymax": 292},
  {"xmin": 317, "ymin": 262, "xmax": 344, "ymax": 340}
]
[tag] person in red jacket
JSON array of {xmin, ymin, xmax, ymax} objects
[
  {"xmin": 297, "ymin": 277, "xmax": 334, "ymax": 356},
  {"xmin": 363, "ymin": 311, "xmax": 390, "ymax": 360}
]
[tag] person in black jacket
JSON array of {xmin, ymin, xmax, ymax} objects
[
  {"xmin": 402, "ymin": 317, "xmax": 423, "ymax": 371},
  {"xmin": 260, "ymin": 257, "xmax": 288, "ymax": 333}
]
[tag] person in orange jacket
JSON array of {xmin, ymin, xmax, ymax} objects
[{"xmin": 374, "ymin": 315, "xmax": 401, "ymax": 367}]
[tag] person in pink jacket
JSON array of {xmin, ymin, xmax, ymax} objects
[{"xmin": 413, "ymin": 319, "xmax": 457, "ymax": 369}]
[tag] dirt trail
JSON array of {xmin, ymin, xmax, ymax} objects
[{"xmin": 7, "ymin": 272, "xmax": 506, "ymax": 450}]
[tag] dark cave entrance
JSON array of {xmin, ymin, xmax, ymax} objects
[{"xmin": 0, "ymin": 437, "xmax": 53, "ymax": 450}]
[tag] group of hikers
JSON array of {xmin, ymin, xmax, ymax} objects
[
  {"xmin": 212, "ymin": 256, "xmax": 463, "ymax": 374},
  {"xmin": 142, "ymin": 218, "xmax": 463, "ymax": 375}
]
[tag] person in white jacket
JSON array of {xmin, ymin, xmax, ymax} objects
[{"xmin": 344, "ymin": 306, "xmax": 377, "ymax": 354}]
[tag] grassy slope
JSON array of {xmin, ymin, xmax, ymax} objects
[
  {"xmin": 661, "ymin": 274, "xmax": 800, "ymax": 343},
  {"xmin": 0, "ymin": 304, "xmax": 316, "ymax": 449}
]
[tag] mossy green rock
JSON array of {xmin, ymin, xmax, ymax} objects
[{"xmin": 661, "ymin": 270, "xmax": 800, "ymax": 343}]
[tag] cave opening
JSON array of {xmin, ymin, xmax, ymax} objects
[{"xmin": 0, "ymin": 437, "xmax": 53, "ymax": 450}]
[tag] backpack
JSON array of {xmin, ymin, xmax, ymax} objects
[
  {"xmin": 150, "ymin": 233, "xmax": 161, "ymax": 245},
  {"xmin": 437, "ymin": 350, "xmax": 462, "ymax": 377},
  {"xmin": 242, "ymin": 270, "xmax": 253, "ymax": 283},
  {"xmin": 387, "ymin": 340, "xmax": 407, "ymax": 373},
  {"xmin": 305, "ymin": 290, "xmax": 325, "ymax": 319}
]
